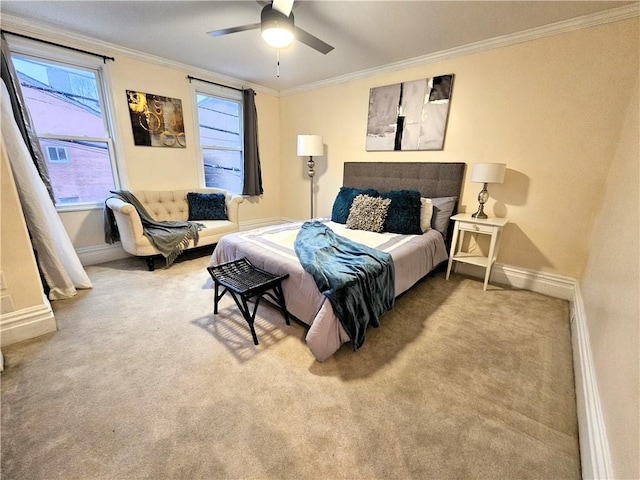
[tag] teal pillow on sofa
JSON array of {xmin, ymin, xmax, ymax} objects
[
  {"xmin": 331, "ymin": 187, "xmax": 379, "ymax": 223},
  {"xmin": 380, "ymin": 189, "xmax": 422, "ymax": 235},
  {"xmin": 187, "ymin": 192, "xmax": 227, "ymax": 221}
]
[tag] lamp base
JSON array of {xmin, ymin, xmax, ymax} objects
[
  {"xmin": 471, "ymin": 209, "xmax": 488, "ymax": 219},
  {"xmin": 308, "ymin": 156, "xmax": 315, "ymax": 219},
  {"xmin": 472, "ymin": 184, "xmax": 489, "ymax": 219}
]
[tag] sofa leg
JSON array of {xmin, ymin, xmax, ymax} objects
[{"xmin": 145, "ymin": 256, "xmax": 155, "ymax": 271}]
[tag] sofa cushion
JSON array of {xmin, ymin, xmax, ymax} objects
[{"xmin": 187, "ymin": 192, "xmax": 227, "ymax": 221}]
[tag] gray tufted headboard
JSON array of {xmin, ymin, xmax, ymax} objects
[
  {"xmin": 343, "ymin": 162, "xmax": 465, "ymax": 199},
  {"xmin": 343, "ymin": 161, "xmax": 466, "ymax": 245}
]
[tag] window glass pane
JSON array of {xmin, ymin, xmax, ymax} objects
[
  {"xmin": 12, "ymin": 55, "xmax": 106, "ymax": 137},
  {"xmin": 47, "ymin": 146, "xmax": 59, "ymax": 162},
  {"xmin": 197, "ymin": 94, "xmax": 241, "ymax": 149},
  {"xmin": 9, "ymin": 47, "xmax": 119, "ymax": 208},
  {"xmin": 39, "ymin": 139, "xmax": 115, "ymax": 204},
  {"xmin": 203, "ymin": 149, "xmax": 243, "ymax": 194}
]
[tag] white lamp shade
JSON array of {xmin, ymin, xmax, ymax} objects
[
  {"xmin": 297, "ymin": 135, "xmax": 324, "ymax": 156},
  {"xmin": 470, "ymin": 163, "xmax": 506, "ymax": 184}
]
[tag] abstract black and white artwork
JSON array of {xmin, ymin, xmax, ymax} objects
[{"xmin": 365, "ymin": 74, "xmax": 453, "ymax": 151}]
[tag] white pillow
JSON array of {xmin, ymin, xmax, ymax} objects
[{"xmin": 420, "ymin": 198, "xmax": 433, "ymax": 233}]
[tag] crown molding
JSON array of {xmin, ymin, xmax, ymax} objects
[
  {"xmin": 279, "ymin": 3, "xmax": 640, "ymax": 96},
  {"xmin": 0, "ymin": 13, "xmax": 279, "ymax": 98},
  {"xmin": 2, "ymin": 3, "xmax": 638, "ymax": 98}
]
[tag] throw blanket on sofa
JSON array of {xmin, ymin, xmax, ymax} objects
[
  {"xmin": 104, "ymin": 190, "xmax": 203, "ymax": 266},
  {"xmin": 294, "ymin": 221, "xmax": 395, "ymax": 350}
]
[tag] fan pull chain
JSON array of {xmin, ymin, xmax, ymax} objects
[{"xmin": 276, "ymin": 50, "xmax": 280, "ymax": 77}]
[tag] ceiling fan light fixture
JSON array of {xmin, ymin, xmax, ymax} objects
[
  {"xmin": 262, "ymin": 26, "xmax": 294, "ymax": 48},
  {"xmin": 261, "ymin": 5, "xmax": 295, "ymax": 49}
]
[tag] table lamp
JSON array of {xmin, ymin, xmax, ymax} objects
[
  {"xmin": 297, "ymin": 134, "xmax": 324, "ymax": 218},
  {"xmin": 470, "ymin": 163, "xmax": 506, "ymax": 219}
]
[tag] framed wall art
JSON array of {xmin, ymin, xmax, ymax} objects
[
  {"xmin": 365, "ymin": 74, "xmax": 453, "ymax": 151},
  {"xmin": 126, "ymin": 90, "xmax": 186, "ymax": 148}
]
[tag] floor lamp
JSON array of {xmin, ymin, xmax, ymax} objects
[{"xmin": 297, "ymin": 134, "xmax": 324, "ymax": 218}]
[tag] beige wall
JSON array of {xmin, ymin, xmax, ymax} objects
[
  {"xmin": 59, "ymin": 56, "xmax": 282, "ymax": 248},
  {"xmin": 280, "ymin": 18, "xmax": 639, "ymax": 279},
  {"xmin": 109, "ymin": 57, "xmax": 202, "ymax": 191},
  {"xmin": 581, "ymin": 74, "xmax": 639, "ymax": 479}
]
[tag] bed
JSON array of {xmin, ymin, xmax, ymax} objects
[{"xmin": 209, "ymin": 162, "xmax": 465, "ymax": 361}]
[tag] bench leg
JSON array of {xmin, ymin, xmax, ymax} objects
[
  {"xmin": 272, "ymin": 282, "xmax": 290, "ymax": 326},
  {"xmin": 242, "ymin": 296, "xmax": 260, "ymax": 346},
  {"xmin": 260, "ymin": 283, "xmax": 290, "ymax": 328},
  {"xmin": 214, "ymin": 282, "xmax": 224, "ymax": 314},
  {"xmin": 227, "ymin": 291, "xmax": 260, "ymax": 345}
]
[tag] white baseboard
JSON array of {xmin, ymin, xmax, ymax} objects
[
  {"xmin": 453, "ymin": 261, "xmax": 611, "ymax": 478},
  {"xmin": 453, "ymin": 262, "xmax": 575, "ymax": 300},
  {"xmin": 571, "ymin": 285, "xmax": 613, "ymax": 479},
  {"xmin": 76, "ymin": 243, "xmax": 130, "ymax": 266},
  {"xmin": 0, "ymin": 296, "xmax": 56, "ymax": 347}
]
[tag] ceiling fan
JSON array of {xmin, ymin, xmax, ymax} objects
[{"xmin": 207, "ymin": 0, "xmax": 334, "ymax": 55}]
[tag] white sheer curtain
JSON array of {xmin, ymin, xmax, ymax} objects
[{"xmin": 1, "ymin": 80, "xmax": 92, "ymax": 300}]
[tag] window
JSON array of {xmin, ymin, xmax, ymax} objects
[
  {"xmin": 193, "ymin": 87, "xmax": 244, "ymax": 194},
  {"xmin": 46, "ymin": 146, "xmax": 69, "ymax": 163},
  {"xmin": 9, "ymin": 44, "xmax": 119, "ymax": 209}
]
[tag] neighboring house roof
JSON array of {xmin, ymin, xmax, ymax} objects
[{"xmin": 17, "ymin": 71, "xmax": 101, "ymax": 116}]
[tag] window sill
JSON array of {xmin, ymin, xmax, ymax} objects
[{"xmin": 56, "ymin": 202, "xmax": 105, "ymax": 213}]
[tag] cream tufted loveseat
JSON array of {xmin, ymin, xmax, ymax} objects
[{"xmin": 106, "ymin": 188, "xmax": 243, "ymax": 270}]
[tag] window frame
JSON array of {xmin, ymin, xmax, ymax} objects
[
  {"xmin": 190, "ymin": 81, "xmax": 244, "ymax": 193},
  {"xmin": 6, "ymin": 35, "xmax": 124, "ymax": 212}
]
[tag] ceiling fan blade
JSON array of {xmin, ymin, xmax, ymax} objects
[
  {"xmin": 207, "ymin": 23, "xmax": 261, "ymax": 37},
  {"xmin": 272, "ymin": 0, "xmax": 294, "ymax": 17},
  {"xmin": 295, "ymin": 27, "xmax": 334, "ymax": 55}
]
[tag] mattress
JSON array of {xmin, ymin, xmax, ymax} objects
[{"xmin": 209, "ymin": 219, "xmax": 448, "ymax": 361}]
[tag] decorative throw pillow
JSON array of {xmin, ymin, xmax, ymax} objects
[
  {"xmin": 331, "ymin": 187, "xmax": 379, "ymax": 224},
  {"xmin": 346, "ymin": 194, "xmax": 391, "ymax": 233},
  {"xmin": 430, "ymin": 196, "xmax": 458, "ymax": 236},
  {"xmin": 420, "ymin": 198, "xmax": 434, "ymax": 233},
  {"xmin": 380, "ymin": 189, "xmax": 422, "ymax": 235},
  {"xmin": 187, "ymin": 192, "xmax": 227, "ymax": 221}
]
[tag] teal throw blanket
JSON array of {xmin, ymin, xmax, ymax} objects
[
  {"xmin": 294, "ymin": 221, "xmax": 395, "ymax": 350},
  {"xmin": 104, "ymin": 190, "xmax": 203, "ymax": 266}
]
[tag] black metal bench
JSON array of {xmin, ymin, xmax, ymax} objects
[{"xmin": 207, "ymin": 258, "xmax": 290, "ymax": 345}]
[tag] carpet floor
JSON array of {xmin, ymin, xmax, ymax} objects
[{"xmin": 1, "ymin": 249, "xmax": 580, "ymax": 479}]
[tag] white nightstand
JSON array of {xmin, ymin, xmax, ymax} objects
[{"xmin": 446, "ymin": 213, "xmax": 509, "ymax": 291}]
